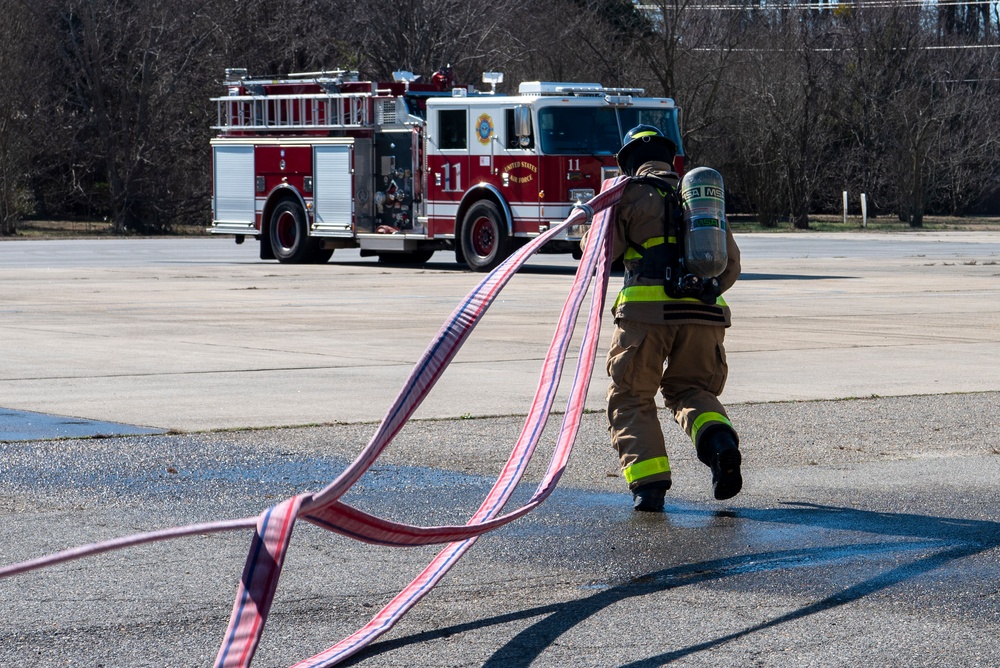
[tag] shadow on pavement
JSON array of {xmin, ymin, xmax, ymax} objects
[
  {"xmin": 342, "ymin": 502, "xmax": 999, "ymax": 667},
  {"xmin": 739, "ymin": 273, "xmax": 854, "ymax": 281}
]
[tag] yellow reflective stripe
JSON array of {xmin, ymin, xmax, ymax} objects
[
  {"xmin": 632, "ymin": 130, "xmax": 659, "ymax": 139},
  {"xmin": 611, "ymin": 291, "xmax": 626, "ymax": 311},
  {"xmin": 623, "ymin": 456, "xmax": 671, "ymax": 484},
  {"xmin": 623, "ymin": 236, "xmax": 669, "ymax": 261},
  {"xmin": 619, "ymin": 285, "xmax": 669, "ymax": 302},
  {"xmin": 621, "ymin": 236, "xmax": 678, "ymax": 260},
  {"xmin": 616, "ymin": 284, "xmax": 728, "ymax": 307},
  {"xmin": 691, "ymin": 412, "xmax": 733, "ymax": 444}
]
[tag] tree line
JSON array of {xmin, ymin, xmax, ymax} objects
[{"xmin": 1, "ymin": 0, "xmax": 998, "ymax": 235}]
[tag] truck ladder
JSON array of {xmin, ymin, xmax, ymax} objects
[{"xmin": 211, "ymin": 92, "xmax": 373, "ymax": 132}]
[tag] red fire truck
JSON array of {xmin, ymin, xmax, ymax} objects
[{"xmin": 210, "ymin": 66, "xmax": 684, "ymax": 271}]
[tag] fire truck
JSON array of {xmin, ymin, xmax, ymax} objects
[{"xmin": 209, "ymin": 66, "xmax": 684, "ymax": 271}]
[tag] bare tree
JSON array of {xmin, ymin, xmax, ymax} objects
[
  {"xmin": 939, "ymin": 0, "xmax": 993, "ymax": 40},
  {"xmin": 813, "ymin": 1, "xmax": 1000, "ymax": 227},
  {"xmin": 926, "ymin": 49, "xmax": 1000, "ymax": 217},
  {"xmin": 724, "ymin": 65, "xmax": 786, "ymax": 228},
  {"xmin": 3, "ymin": 0, "xmax": 999, "ymax": 232},
  {"xmin": 28, "ymin": 0, "xmax": 222, "ymax": 233},
  {"xmin": 778, "ymin": 21, "xmax": 839, "ymax": 229},
  {"xmin": 0, "ymin": 2, "xmax": 39, "ymax": 234},
  {"xmin": 208, "ymin": 0, "xmax": 356, "ymax": 78},
  {"xmin": 705, "ymin": 4, "xmax": 841, "ymax": 228},
  {"xmin": 876, "ymin": 9, "xmax": 947, "ymax": 227},
  {"xmin": 327, "ymin": 0, "xmax": 533, "ymax": 85},
  {"xmin": 632, "ymin": 0, "xmax": 749, "ymax": 164},
  {"xmin": 826, "ymin": 3, "xmax": 900, "ymax": 220},
  {"xmin": 507, "ymin": 0, "xmax": 649, "ymax": 88}
]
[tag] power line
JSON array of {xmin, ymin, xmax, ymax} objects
[
  {"xmin": 927, "ymin": 43, "xmax": 1000, "ymax": 48},
  {"xmin": 636, "ymin": 1, "xmax": 999, "ymax": 11},
  {"xmin": 689, "ymin": 42, "xmax": 1000, "ymax": 49}
]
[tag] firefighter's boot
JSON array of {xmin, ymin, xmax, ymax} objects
[
  {"xmin": 632, "ymin": 479, "xmax": 671, "ymax": 512},
  {"xmin": 696, "ymin": 427, "xmax": 742, "ymax": 500}
]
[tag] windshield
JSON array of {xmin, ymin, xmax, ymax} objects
[{"xmin": 536, "ymin": 107, "xmax": 682, "ymax": 156}]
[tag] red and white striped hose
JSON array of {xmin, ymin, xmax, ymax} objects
[{"xmin": 0, "ymin": 177, "xmax": 629, "ymax": 668}]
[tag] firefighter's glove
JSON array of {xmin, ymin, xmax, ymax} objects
[{"xmin": 698, "ymin": 278, "xmax": 721, "ymax": 304}]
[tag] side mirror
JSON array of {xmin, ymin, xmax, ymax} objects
[{"xmin": 514, "ymin": 105, "xmax": 531, "ymax": 139}]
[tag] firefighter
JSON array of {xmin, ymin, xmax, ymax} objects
[{"xmin": 598, "ymin": 125, "xmax": 743, "ymax": 511}]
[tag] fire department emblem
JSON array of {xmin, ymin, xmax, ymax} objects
[{"xmin": 476, "ymin": 113, "xmax": 494, "ymax": 145}]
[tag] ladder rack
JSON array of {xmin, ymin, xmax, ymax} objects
[{"xmin": 212, "ymin": 93, "xmax": 374, "ymax": 132}]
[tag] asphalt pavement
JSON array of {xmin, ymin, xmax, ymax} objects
[{"xmin": 1, "ymin": 233, "xmax": 999, "ymax": 667}]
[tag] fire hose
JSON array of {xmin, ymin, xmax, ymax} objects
[{"xmin": 0, "ymin": 177, "xmax": 629, "ymax": 667}]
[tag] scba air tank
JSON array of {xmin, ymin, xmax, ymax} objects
[{"xmin": 680, "ymin": 167, "xmax": 728, "ymax": 279}]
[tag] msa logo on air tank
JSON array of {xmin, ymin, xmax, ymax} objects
[
  {"xmin": 682, "ymin": 185, "xmax": 725, "ymax": 200},
  {"xmin": 691, "ymin": 217, "xmax": 722, "ymax": 228}
]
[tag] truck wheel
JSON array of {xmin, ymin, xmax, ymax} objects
[
  {"xmin": 309, "ymin": 247, "xmax": 334, "ymax": 263},
  {"xmin": 460, "ymin": 200, "xmax": 510, "ymax": 272},
  {"xmin": 259, "ymin": 236, "xmax": 276, "ymax": 260},
  {"xmin": 269, "ymin": 200, "xmax": 315, "ymax": 264}
]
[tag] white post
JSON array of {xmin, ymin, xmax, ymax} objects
[
  {"xmin": 861, "ymin": 193, "xmax": 868, "ymax": 229},
  {"xmin": 843, "ymin": 191, "xmax": 848, "ymax": 225}
]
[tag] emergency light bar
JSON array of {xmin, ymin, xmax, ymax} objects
[
  {"xmin": 519, "ymin": 81, "xmax": 604, "ymax": 95},
  {"xmin": 604, "ymin": 95, "xmax": 634, "ymax": 107},
  {"xmin": 288, "ymin": 69, "xmax": 359, "ymax": 81},
  {"xmin": 518, "ymin": 82, "xmax": 647, "ymax": 97}
]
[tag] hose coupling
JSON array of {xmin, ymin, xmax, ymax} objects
[{"xmin": 572, "ymin": 201, "xmax": 595, "ymax": 223}]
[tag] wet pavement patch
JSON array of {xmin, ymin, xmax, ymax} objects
[{"xmin": 0, "ymin": 407, "xmax": 165, "ymax": 442}]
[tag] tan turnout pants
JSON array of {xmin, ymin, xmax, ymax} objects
[{"xmin": 606, "ymin": 317, "xmax": 735, "ymax": 490}]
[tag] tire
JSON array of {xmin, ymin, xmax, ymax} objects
[
  {"xmin": 259, "ymin": 236, "xmax": 275, "ymax": 260},
  {"xmin": 269, "ymin": 200, "xmax": 315, "ymax": 264},
  {"xmin": 309, "ymin": 247, "xmax": 334, "ymax": 264},
  {"xmin": 377, "ymin": 250, "xmax": 434, "ymax": 265},
  {"xmin": 460, "ymin": 200, "xmax": 511, "ymax": 272}
]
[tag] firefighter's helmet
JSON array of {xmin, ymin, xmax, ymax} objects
[{"xmin": 616, "ymin": 125, "xmax": 677, "ymax": 176}]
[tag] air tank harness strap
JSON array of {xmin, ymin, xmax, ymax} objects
[{"xmin": 621, "ymin": 176, "xmax": 683, "ymax": 291}]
